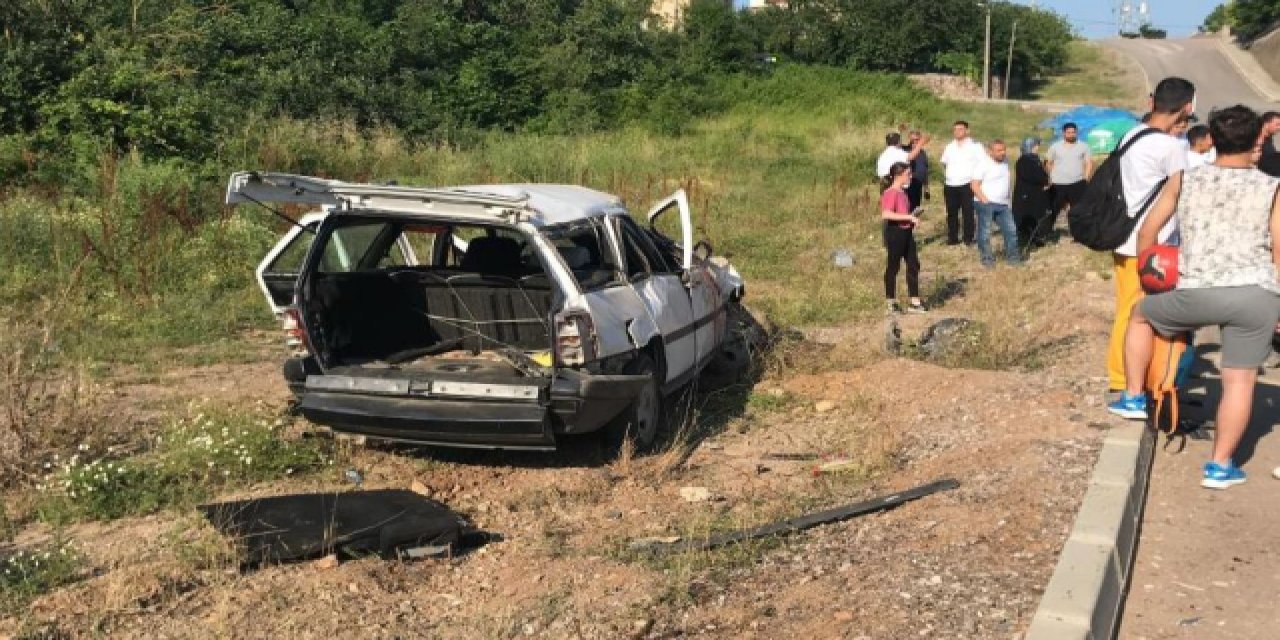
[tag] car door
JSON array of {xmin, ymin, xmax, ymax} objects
[
  {"xmin": 645, "ymin": 190, "xmax": 725, "ymax": 370},
  {"xmin": 613, "ymin": 214, "xmax": 696, "ymax": 386}
]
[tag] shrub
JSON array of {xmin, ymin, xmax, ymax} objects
[
  {"xmin": 36, "ymin": 405, "xmax": 330, "ymax": 524},
  {"xmin": 0, "ymin": 538, "xmax": 82, "ymax": 616}
]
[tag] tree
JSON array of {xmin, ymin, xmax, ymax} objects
[
  {"xmin": 1202, "ymin": 3, "xmax": 1234, "ymax": 33},
  {"xmin": 1232, "ymin": 0, "xmax": 1280, "ymax": 41}
]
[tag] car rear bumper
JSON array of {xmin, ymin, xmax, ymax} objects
[{"xmin": 293, "ymin": 368, "xmax": 650, "ymax": 450}]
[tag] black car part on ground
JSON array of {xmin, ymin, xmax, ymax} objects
[
  {"xmin": 639, "ymin": 478, "xmax": 961, "ymax": 556},
  {"xmin": 199, "ymin": 489, "xmax": 494, "ymax": 566}
]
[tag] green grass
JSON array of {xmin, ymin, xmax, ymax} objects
[
  {"xmin": 0, "ymin": 66, "xmax": 1050, "ymax": 371},
  {"xmin": 1029, "ymin": 40, "xmax": 1146, "ymax": 107},
  {"xmin": 0, "ymin": 538, "xmax": 82, "ymax": 616},
  {"xmin": 35, "ymin": 405, "xmax": 330, "ymax": 524}
]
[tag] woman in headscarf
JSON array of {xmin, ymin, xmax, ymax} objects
[{"xmin": 1013, "ymin": 136, "xmax": 1052, "ymax": 251}]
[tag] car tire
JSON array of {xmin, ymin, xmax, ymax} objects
[{"xmin": 602, "ymin": 353, "xmax": 666, "ymax": 454}]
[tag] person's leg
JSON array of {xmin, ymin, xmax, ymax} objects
[
  {"xmin": 1213, "ymin": 367, "xmax": 1257, "ymax": 466},
  {"xmin": 904, "ymin": 233, "xmax": 921, "ymax": 304},
  {"xmin": 995, "ymin": 204, "xmax": 1020, "ymax": 263},
  {"xmin": 975, "ymin": 203, "xmax": 995, "ymax": 266},
  {"xmin": 884, "ymin": 227, "xmax": 903, "ymax": 301},
  {"xmin": 906, "ymin": 180, "xmax": 923, "ymax": 210},
  {"xmin": 943, "ymin": 186, "xmax": 962, "ymax": 245},
  {"xmin": 1122, "ymin": 304, "xmax": 1156, "ymax": 397},
  {"xmin": 1108, "ymin": 255, "xmax": 1142, "ymax": 392},
  {"xmin": 960, "ymin": 186, "xmax": 977, "ymax": 244}
]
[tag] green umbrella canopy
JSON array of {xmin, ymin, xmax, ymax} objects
[{"xmin": 1085, "ymin": 118, "xmax": 1141, "ymax": 154}]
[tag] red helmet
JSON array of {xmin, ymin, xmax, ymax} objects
[{"xmin": 1138, "ymin": 244, "xmax": 1179, "ymax": 294}]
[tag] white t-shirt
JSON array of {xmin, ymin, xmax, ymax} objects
[
  {"xmin": 1116, "ymin": 126, "xmax": 1187, "ymax": 257},
  {"xmin": 876, "ymin": 145, "xmax": 909, "ymax": 178},
  {"xmin": 971, "ymin": 154, "xmax": 1011, "ymax": 206},
  {"xmin": 941, "ymin": 138, "xmax": 984, "ymax": 186},
  {"xmin": 1186, "ymin": 148, "xmax": 1216, "ymax": 171}
]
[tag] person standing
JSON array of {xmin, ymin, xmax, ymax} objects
[
  {"xmin": 1045, "ymin": 122, "xmax": 1093, "ymax": 236},
  {"xmin": 971, "ymin": 140, "xmax": 1021, "ymax": 268},
  {"xmin": 880, "ymin": 162, "xmax": 925, "ymax": 314},
  {"xmin": 877, "ymin": 132, "xmax": 926, "ymax": 180},
  {"xmin": 940, "ymin": 121, "xmax": 983, "ymax": 245},
  {"xmin": 1105, "ymin": 76, "xmax": 1194, "ymax": 396},
  {"xmin": 1255, "ymin": 111, "xmax": 1280, "ymax": 177},
  {"xmin": 1109, "ymin": 105, "xmax": 1280, "ymax": 489},
  {"xmin": 1013, "ymin": 137, "xmax": 1052, "ymax": 249},
  {"xmin": 902, "ymin": 130, "xmax": 932, "ymax": 210},
  {"xmin": 1185, "ymin": 124, "xmax": 1214, "ymax": 170}
]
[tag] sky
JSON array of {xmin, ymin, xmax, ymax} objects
[
  {"xmin": 1028, "ymin": 0, "xmax": 1222, "ymax": 39},
  {"xmin": 730, "ymin": 1, "xmax": 1223, "ymax": 40}
]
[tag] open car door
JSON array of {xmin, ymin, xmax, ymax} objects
[{"xmin": 645, "ymin": 190, "xmax": 725, "ymax": 369}]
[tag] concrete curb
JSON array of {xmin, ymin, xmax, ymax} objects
[
  {"xmin": 1023, "ymin": 423, "xmax": 1156, "ymax": 640},
  {"xmin": 1214, "ymin": 36, "xmax": 1280, "ymax": 103}
]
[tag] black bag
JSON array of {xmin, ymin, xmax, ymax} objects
[{"xmin": 1068, "ymin": 127, "xmax": 1166, "ymax": 251}]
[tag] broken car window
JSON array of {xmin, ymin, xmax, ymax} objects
[
  {"xmin": 544, "ymin": 221, "xmax": 620, "ymax": 291},
  {"xmin": 318, "ymin": 221, "xmax": 393, "ymax": 273}
]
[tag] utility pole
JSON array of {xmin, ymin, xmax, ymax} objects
[
  {"xmin": 1004, "ymin": 20, "xmax": 1018, "ymax": 99},
  {"xmin": 983, "ymin": 2, "xmax": 992, "ymax": 99}
]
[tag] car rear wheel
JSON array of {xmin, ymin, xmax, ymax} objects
[{"xmin": 602, "ymin": 353, "xmax": 665, "ymax": 453}]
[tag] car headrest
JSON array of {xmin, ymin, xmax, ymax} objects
[
  {"xmin": 559, "ymin": 246, "xmax": 592, "ymax": 271},
  {"xmin": 459, "ymin": 236, "xmax": 523, "ymax": 276}
]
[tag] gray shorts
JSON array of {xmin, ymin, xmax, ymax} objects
[{"xmin": 1140, "ymin": 285, "xmax": 1280, "ymax": 369}]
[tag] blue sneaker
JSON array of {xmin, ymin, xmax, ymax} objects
[
  {"xmin": 1202, "ymin": 461, "xmax": 1247, "ymax": 489},
  {"xmin": 1107, "ymin": 392, "xmax": 1149, "ymax": 420}
]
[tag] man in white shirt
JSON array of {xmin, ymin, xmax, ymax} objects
[
  {"xmin": 940, "ymin": 120, "xmax": 984, "ymax": 245},
  {"xmin": 970, "ymin": 140, "xmax": 1020, "ymax": 267},
  {"xmin": 876, "ymin": 132, "xmax": 925, "ymax": 178},
  {"xmin": 1185, "ymin": 124, "xmax": 1214, "ymax": 170},
  {"xmin": 1105, "ymin": 76, "xmax": 1195, "ymax": 395}
]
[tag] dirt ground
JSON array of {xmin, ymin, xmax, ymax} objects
[{"xmin": 4, "ymin": 243, "xmax": 1128, "ymax": 639}]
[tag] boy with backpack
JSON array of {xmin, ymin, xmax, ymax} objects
[
  {"xmin": 1089, "ymin": 78, "xmax": 1196, "ymax": 396},
  {"xmin": 1108, "ymin": 105, "xmax": 1280, "ymax": 489}
]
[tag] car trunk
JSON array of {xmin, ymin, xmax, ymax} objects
[{"xmin": 304, "ymin": 269, "xmax": 556, "ymax": 368}]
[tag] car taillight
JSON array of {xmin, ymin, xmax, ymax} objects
[
  {"xmin": 555, "ymin": 311, "xmax": 597, "ymax": 366},
  {"xmin": 282, "ymin": 307, "xmax": 310, "ymax": 354}
]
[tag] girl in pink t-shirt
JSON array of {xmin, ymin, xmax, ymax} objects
[{"xmin": 881, "ymin": 162, "xmax": 925, "ymax": 314}]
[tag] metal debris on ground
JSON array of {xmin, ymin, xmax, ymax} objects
[{"xmin": 640, "ymin": 478, "xmax": 960, "ymax": 556}]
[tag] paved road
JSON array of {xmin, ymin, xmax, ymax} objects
[
  {"xmin": 1101, "ymin": 37, "xmax": 1278, "ymax": 115},
  {"xmin": 1118, "ymin": 331, "xmax": 1280, "ymax": 639}
]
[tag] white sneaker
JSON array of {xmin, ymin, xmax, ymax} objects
[{"xmin": 1273, "ymin": 466, "xmax": 1280, "ymax": 480}]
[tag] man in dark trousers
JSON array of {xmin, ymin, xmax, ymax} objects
[
  {"xmin": 901, "ymin": 129, "xmax": 931, "ymax": 210},
  {"xmin": 940, "ymin": 121, "xmax": 983, "ymax": 245},
  {"xmin": 1256, "ymin": 111, "xmax": 1280, "ymax": 177},
  {"xmin": 1045, "ymin": 122, "xmax": 1093, "ymax": 237}
]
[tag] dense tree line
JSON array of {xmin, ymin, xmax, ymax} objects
[
  {"xmin": 1203, "ymin": 1, "xmax": 1280, "ymax": 41},
  {"xmin": 0, "ymin": 0, "xmax": 1072, "ymax": 166}
]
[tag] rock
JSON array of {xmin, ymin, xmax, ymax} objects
[
  {"xmin": 814, "ymin": 401, "xmax": 837, "ymax": 413},
  {"xmin": 917, "ymin": 317, "xmax": 986, "ymax": 362},
  {"xmin": 312, "ymin": 554, "xmax": 340, "ymax": 570},
  {"xmin": 680, "ymin": 486, "xmax": 713, "ymax": 502},
  {"xmin": 833, "ymin": 611, "xmax": 855, "ymax": 622},
  {"xmin": 628, "ymin": 619, "xmax": 654, "ymax": 639},
  {"xmin": 409, "ymin": 480, "xmax": 432, "ymax": 496}
]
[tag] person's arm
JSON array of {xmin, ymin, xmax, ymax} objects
[
  {"xmin": 905, "ymin": 134, "xmax": 931, "ymax": 162},
  {"xmin": 1084, "ymin": 152, "xmax": 1095, "ymax": 181},
  {"xmin": 1135, "ymin": 172, "xmax": 1183, "ymax": 253},
  {"xmin": 971, "ymin": 177, "xmax": 988, "ymax": 204},
  {"xmin": 1043, "ymin": 145, "xmax": 1055, "ymax": 175},
  {"xmin": 1269, "ymin": 186, "xmax": 1280, "ymax": 272}
]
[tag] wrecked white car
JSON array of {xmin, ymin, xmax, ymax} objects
[{"xmin": 234, "ymin": 172, "xmax": 746, "ymax": 451}]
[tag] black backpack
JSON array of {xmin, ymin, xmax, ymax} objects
[{"xmin": 1068, "ymin": 127, "xmax": 1166, "ymax": 251}]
